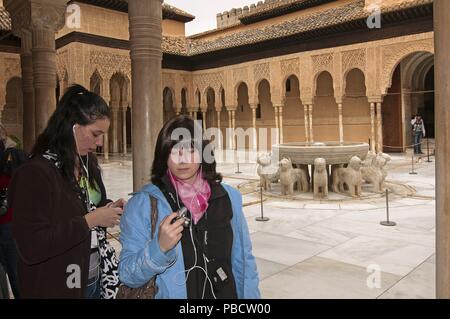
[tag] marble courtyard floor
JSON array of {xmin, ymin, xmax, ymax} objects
[{"xmin": 102, "ymin": 152, "xmax": 436, "ymax": 299}]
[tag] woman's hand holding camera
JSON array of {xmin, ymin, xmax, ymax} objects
[
  {"xmin": 158, "ymin": 213, "xmax": 185, "ymax": 253},
  {"xmin": 85, "ymin": 205, "xmax": 123, "ymax": 229}
]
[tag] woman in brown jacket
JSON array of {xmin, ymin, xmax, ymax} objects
[{"xmin": 8, "ymin": 85, "xmax": 125, "ymax": 299}]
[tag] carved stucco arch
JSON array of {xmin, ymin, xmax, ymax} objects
[
  {"xmin": 254, "ymin": 78, "xmax": 272, "ymax": 106},
  {"xmin": 233, "ymin": 81, "xmax": 249, "ymax": 110},
  {"xmin": 381, "ymin": 40, "xmax": 434, "ymax": 95},
  {"xmin": 281, "ymin": 73, "xmax": 301, "ymax": 99},
  {"xmin": 342, "ymin": 67, "xmax": 368, "ymax": 97}
]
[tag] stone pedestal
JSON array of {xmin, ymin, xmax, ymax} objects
[{"xmin": 129, "ymin": 0, "xmax": 163, "ymax": 190}]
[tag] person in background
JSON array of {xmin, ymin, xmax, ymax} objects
[
  {"xmin": 0, "ymin": 124, "xmax": 26, "ymax": 299},
  {"xmin": 411, "ymin": 114, "xmax": 426, "ymax": 154},
  {"xmin": 8, "ymin": 85, "xmax": 125, "ymax": 299}
]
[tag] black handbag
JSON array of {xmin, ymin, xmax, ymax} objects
[{"xmin": 116, "ymin": 194, "xmax": 159, "ymax": 299}]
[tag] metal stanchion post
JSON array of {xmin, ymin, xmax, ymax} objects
[
  {"xmin": 235, "ymin": 148, "xmax": 242, "ymax": 174},
  {"xmin": 409, "ymin": 148, "xmax": 417, "ymax": 175},
  {"xmin": 256, "ymin": 185, "xmax": 269, "ymax": 222},
  {"xmin": 426, "ymin": 137, "xmax": 432, "ymax": 162},
  {"xmin": 380, "ymin": 189, "xmax": 396, "ymax": 226}
]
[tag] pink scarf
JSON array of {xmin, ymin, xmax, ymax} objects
[{"xmin": 168, "ymin": 168, "xmax": 211, "ymax": 224}]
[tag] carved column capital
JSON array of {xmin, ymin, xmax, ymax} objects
[{"xmin": 5, "ymin": 0, "xmax": 67, "ymax": 34}]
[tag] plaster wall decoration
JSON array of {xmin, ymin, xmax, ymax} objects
[
  {"xmin": 193, "ymin": 72, "xmax": 224, "ymax": 93},
  {"xmin": 162, "ymin": 72, "xmax": 176, "ymax": 89},
  {"xmin": 342, "ymin": 49, "xmax": 366, "ymax": 75},
  {"xmin": 4, "ymin": 58, "xmax": 21, "ymax": 80},
  {"xmin": 253, "ymin": 62, "xmax": 270, "ymax": 83},
  {"xmin": 89, "ymin": 50, "xmax": 131, "ymax": 80},
  {"xmin": 281, "ymin": 58, "xmax": 300, "ymax": 78},
  {"xmin": 233, "ymin": 67, "xmax": 249, "ymax": 85},
  {"xmin": 381, "ymin": 39, "xmax": 434, "ymax": 94},
  {"xmin": 56, "ymin": 50, "xmax": 69, "ymax": 81},
  {"xmin": 312, "ymin": 53, "xmax": 334, "ymax": 77}
]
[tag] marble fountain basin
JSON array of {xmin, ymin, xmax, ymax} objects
[{"xmin": 272, "ymin": 142, "xmax": 369, "ymax": 165}]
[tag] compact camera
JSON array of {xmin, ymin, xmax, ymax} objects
[{"xmin": 171, "ymin": 206, "xmax": 190, "ymax": 227}]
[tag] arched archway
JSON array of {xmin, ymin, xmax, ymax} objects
[
  {"xmin": 163, "ymin": 87, "xmax": 176, "ymax": 123},
  {"xmin": 256, "ymin": 79, "xmax": 275, "ymax": 150},
  {"xmin": 90, "ymin": 71, "xmax": 102, "ymax": 96},
  {"xmin": 2, "ymin": 77, "xmax": 23, "ymax": 143},
  {"xmin": 283, "ymin": 75, "xmax": 305, "ymax": 142},
  {"xmin": 205, "ymin": 87, "xmax": 216, "ymax": 129},
  {"xmin": 235, "ymin": 82, "xmax": 252, "ymax": 149},
  {"xmin": 383, "ymin": 51, "xmax": 434, "ymax": 152},
  {"xmin": 343, "ymin": 69, "xmax": 370, "ymax": 143},
  {"xmin": 314, "ymin": 71, "xmax": 338, "ymax": 142},
  {"xmin": 181, "ymin": 88, "xmax": 188, "ymax": 115},
  {"xmin": 109, "ymin": 72, "xmax": 128, "ymax": 154}
]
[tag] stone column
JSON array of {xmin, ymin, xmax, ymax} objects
[
  {"xmin": 435, "ymin": 0, "xmax": 450, "ymax": 299},
  {"xmin": 309, "ymin": 104, "xmax": 314, "ymax": 143},
  {"xmin": 110, "ymin": 106, "xmax": 120, "ymax": 153},
  {"xmin": 303, "ymin": 104, "xmax": 309, "ymax": 143},
  {"xmin": 202, "ymin": 110, "xmax": 207, "ymax": 130},
  {"xmin": 193, "ymin": 111, "xmax": 198, "ymax": 120},
  {"xmin": 122, "ymin": 107, "xmax": 127, "ymax": 155},
  {"xmin": 20, "ymin": 30, "xmax": 35, "ymax": 152},
  {"xmin": 231, "ymin": 110, "xmax": 236, "ymax": 150},
  {"xmin": 370, "ymin": 103, "xmax": 376, "ymax": 152},
  {"xmin": 129, "ymin": 0, "xmax": 163, "ymax": 191},
  {"xmin": 103, "ymin": 132, "xmax": 110, "ymax": 162},
  {"xmin": 216, "ymin": 110, "xmax": 222, "ymax": 150},
  {"xmin": 274, "ymin": 106, "xmax": 279, "ymax": 144},
  {"xmin": 376, "ymin": 102, "xmax": 383, "ymax": 153},
  {"xmin": 250, "ymin": 103, "xmax": 258, "ymax": 150},
  {"xmin": 228, "ymin": 110, "xmax": 232, "ymax": 149},
  {"xmin": 338, "ymin": 103, "xmax": 344, "ymax": 145},
  {"xmin": 278, "ymin": 105, "xmax": 284, "ymax": 144},
  {"xmin": 5, "ymin": 0, "xmax": 68, "ymax": 137}
]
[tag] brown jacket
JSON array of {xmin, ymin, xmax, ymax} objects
[{"xmin": 9, "ymin": 156, "xmax": 91, "ymax": 298}]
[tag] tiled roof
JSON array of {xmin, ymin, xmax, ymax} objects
[
  {"xmin": 1, "ymin": 0, "xmax": 433, "ymax": 57},
  {"xmin": 187, "ymin": 0, "xmax": 433, "ymax": 55},
  {"xmin": 162, "ymin": 3, "xmax": 195, "ymax": 21},
  {"xmin": 0, "ymin": 6, "xmax": 11, "ymax": 31}
]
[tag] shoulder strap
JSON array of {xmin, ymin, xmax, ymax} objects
[{"xmin": 149, "ymin": 195, "xmax": 158, "ymax": 240}]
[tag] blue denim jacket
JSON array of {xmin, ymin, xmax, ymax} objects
[{"xmin": 118, "ymin": 183, "xmax": 260, "ymax": 299}]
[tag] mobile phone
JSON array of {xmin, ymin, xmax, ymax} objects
[{"xmin": 171, "ymin": 206, "xmax": 190, "ymax": 227}]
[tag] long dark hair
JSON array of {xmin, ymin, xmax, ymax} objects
[
  {"xmin": 32, "ymin": 84, "xmax": 111, "ymax": 188},
  {"xmin": 151, "ymin": 115, "xmax": 222, "ymax": 187}
]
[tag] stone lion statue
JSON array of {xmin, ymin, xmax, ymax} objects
[
  {"xmin": 279, "ymin": 158, "xmax": 309, "ymax": 195},
  {"xmin": 313, "ymin": 158, "xmax": 328, "ymax": 199},
  {"xmin": 361, "ymin": 152, "xmax": 391, "ymax": 193},
  {"xmin": 256, "ymin": 152, "xmax": 279, "ymax": 191},
  {"xmin": 332, "ymin": 156, "xmax": 362, "ymax": 197}
]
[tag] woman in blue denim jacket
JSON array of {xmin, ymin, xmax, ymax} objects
[{"xmin": 119, "ymin": 115, "xmax": 260, "ymax": 299}]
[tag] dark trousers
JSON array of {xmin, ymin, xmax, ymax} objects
[
  {"xmin": 0, "ymin": 223, "xmax": 20, "ymax": 299},
  {"xmin": 413, "ymin": 132, "xmax": 423, "ymax": 154}
]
